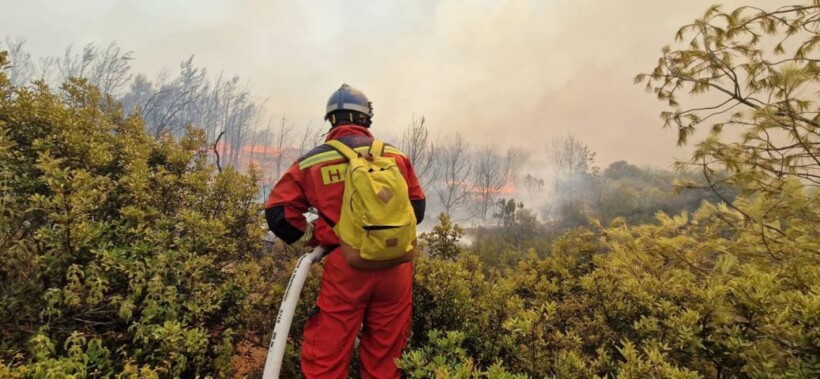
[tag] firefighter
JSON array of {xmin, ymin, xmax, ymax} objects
[{"xmin": 265, "ymin": 84, "xmax": 426, "ymax": 378}]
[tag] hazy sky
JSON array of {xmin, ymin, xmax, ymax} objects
[{"xmin": 1, "ymin": 0, "xmax": 775, "ymax": 168}]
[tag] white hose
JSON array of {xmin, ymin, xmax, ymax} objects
[{"xmin": 262, "ymin": 246, "xmax": 326, "ymax": 379}]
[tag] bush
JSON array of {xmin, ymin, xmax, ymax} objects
[
  {"xmin": 0, "ymin": 52, "xmax": 269, "ymax": 377},
  {"xmin": 405, "ymin": 203, "xmax": 819, "ymax": 377}
]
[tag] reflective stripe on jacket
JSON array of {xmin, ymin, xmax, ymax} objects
[{"xmin": 265, "ymin": 124, "xmax": 426, "ymax": 246}]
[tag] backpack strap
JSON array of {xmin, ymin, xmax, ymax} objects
[
  {"xmin": 369, "ymin": 139, "xmax": 385, "ymax": 157},
  {"xmin": 325, "ymin": 140, "xmax": 358, "ymax": 161}
]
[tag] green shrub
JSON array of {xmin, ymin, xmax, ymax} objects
[
  {"xmin": 0, "ymin": 52, "xmax": 269, "ymax": 377},
  {"xmin": 406, "ymin": 201, "xmax": 819, "ymax": 377}
]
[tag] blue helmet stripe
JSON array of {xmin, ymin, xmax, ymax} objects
[{"xmin": 325, "ymin": 84, "xmax": 373, "ymax": 120}]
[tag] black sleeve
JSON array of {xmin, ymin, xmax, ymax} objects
[
  {"xmin": 265, "ymin": 205, "xmax": 304, "ymax": 244},
  {"xmin": 411, "ymin": 198, "xmax": 426, "ymax": 224}
]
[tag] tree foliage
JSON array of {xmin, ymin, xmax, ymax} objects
[
  {"xmin": 433, "ymin": 133, "xmax": 473, "ymax": 220},
  {"xmin": 419, "ymin": 213, "xmax": 465, "ymax": 261},
  {"xmin": 2, "ymin": 1, "xmax": 819, "ymax": 377},
  {"xmin": 636, "ymin": 1, "xmax": 820, "ymax": 193},
  {"xmin": 472, "ymin": 146, "xmax": 508, "ymax": 222},
  {"xmin": 400, "ymin": 115, "xmax": 438, "ymax": 192},
  {"xmin": 402, "ymin": 1, "xmax": 820, "ymax": 377},
  {"xmin": 0, "ymin": 52, "xmax": 270, "ymax": 377},
  {"xmin": 1, "ymin": 39, "xmax": 262, "ymax": 170},
  {"xmin": 404, "ymin": 198, "xmax": 819, "ymax": 377},
  {"xmin": 548, "ymin": 133, "xmax": 598, "ymax": 180}
]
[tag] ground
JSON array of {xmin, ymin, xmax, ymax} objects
[{"xmin": 232, "ymin": 338, "xmax": 267, "ymax": 378}]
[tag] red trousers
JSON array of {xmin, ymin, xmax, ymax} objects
[{"xmin": 301, "ymin": 249, "xmax": 413, "ymax": 379}]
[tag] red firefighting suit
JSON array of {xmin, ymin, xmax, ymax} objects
[{"xmin": 265, "ymin": 124, "xmax": 426, "ymax": 378}]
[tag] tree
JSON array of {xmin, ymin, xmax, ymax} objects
[
  {"xmin": 0, "ymin": 55, "xmax": 266, "ymax": 376},
  {"xmin": 494, "ymin": 198, "xmax": 521, "ymax": 228},
  {"xmin": 636, "ymin": 1, "xmax": 820, "ymax": 247},
  {"xmin": 120, "ymin": 73, "xmax": 154, "ymax": 116},
  {"xmin": 400, "ymin": 115, "xmax": 438, "ymax": 191},
  {"xmin": 603, "ymin": 160, "xmax": 643, "ymax": 180},
  {"xmin": 520, "ymin": 173, "xmax": 545, "ymax": 202},
  {"xmin": 472, "ymin": 146, "xmax": 507, "ymax": 222},
  {"xmin": 636, "ymin": 2, "xmax": 819, "ymax": 188},
  {"xmin": 503, "ymin": 146, "xmax": 530, "ymax": 184},
  {"xmin": 548, "ymin": 133, "xmax": 598, "ymax": 180},
  {"xmin": 55, "ymin": 42, "xmax": 133, "ymax": 97},
  {"xmin": 1, "ymin": 37, "xmax": 34, "ymax": 87},
  {"xmin": 630, "ymin": 3, "xmax": 820, "ymax": 374},
  {"xmin": 0, "ymin": 40, "xmax": 134, "ymax": 96},
  {"xmin": 217, "ymin": 75, "xmax": 260, "ymax": 168},
  {"xmin": 434, "ymin": 133, "xmax": 473, "ymax": 219},
  {"xmin": 419, "ymin": 213, "xmax": 464, "ymax": 260},
  {"xmin": 272, "ymin": 116, "xmax": 293, "ymax": 180},
  {"xmin": 87, "ymin": 43, "xmax": 134, "ymax": 96},
  {"xmin": 491, "ymin": 198, "xmax": 539, "ymax": 250},
  {"xmin": 138, "ymin": 58, "xmax": 205, "ymax": 137},
  {"xmin": 121, "ymin": 58, "xmax": 261, "ymax": 168},
  {"xmin": 297, "ymin": 121, "xmax": 324, "ymax": 156},
  {"xmin": 1, "ymin": 40, "xmax": 265, "ymax": 170},
  {"xmin": 545, "ymin": 134, "xmax": 598, "ymax": 224}
]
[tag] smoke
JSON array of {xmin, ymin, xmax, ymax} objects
[{"xmin": 1, "ymin": 0, "xmax": 776, "ymax": 168}]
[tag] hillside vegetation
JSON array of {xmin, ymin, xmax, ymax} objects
[{"xmin": 1, "ymin": 1, "xmax": 819, "ymax": 378}]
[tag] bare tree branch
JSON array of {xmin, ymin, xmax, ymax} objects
[{"xmin": 214, "ymin": 130, "xmax": 225, "ymax": 173}]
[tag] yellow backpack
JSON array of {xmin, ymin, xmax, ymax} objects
[{"xmin": 325, "ymin": 139, "xmax": 417, "ymax": 261}]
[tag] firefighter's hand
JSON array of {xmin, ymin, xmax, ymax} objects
[{"xmin": 298, "ymin": 220, "xmax": 318, "ymax": 247}]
